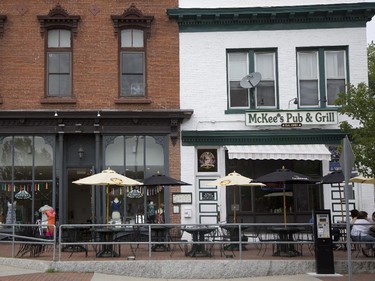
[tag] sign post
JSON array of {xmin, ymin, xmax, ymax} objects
[{"xmin": 338, "ymin": 135, "xmax": 355, "ymax": 281}]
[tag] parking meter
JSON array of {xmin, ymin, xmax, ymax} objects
[{"xmin": 313, "ymin": 210, "xmax": 335, "ymax": 274}]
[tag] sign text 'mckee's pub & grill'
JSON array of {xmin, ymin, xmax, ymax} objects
[{"xmin": 245, "ymin": 110, "xmax": 338, "ymax": 127}]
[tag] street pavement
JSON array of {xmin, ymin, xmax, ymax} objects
[{"xmin": 0, "ymin": 264, "xmax": 374, "ymax": 281}]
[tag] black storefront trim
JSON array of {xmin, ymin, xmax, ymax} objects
[
  {"xmin": 182, "ymin": 129, "xmax": 345, "ymax": 146},
  {"xmin": 0, "ymin": 110, "xmax": 193, "ymax": 145}
]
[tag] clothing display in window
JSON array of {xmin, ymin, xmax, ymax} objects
[
  {"xmin": 45, "ymin": 208, "xmax": 56, "ymax": 237},
  {"xmin": 38, "ymin": 204, "xmax": 52, "ymax": 233},
  {"xmin": 111, "ymin": 197, "xmax": 121, "ymax": 223},
  {"xmin": 6, "ymin": 201, "xmax": 16, "ymax": 224}
]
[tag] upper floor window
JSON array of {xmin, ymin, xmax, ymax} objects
[
  {"xmin": 47, "ymin": 29, "xmax": 72, "ymax": 97},
  {"xmin": 297, "ymin": 48, "xmax": 347, "ymax": 108},
  {"xmin": 112, "ymin": 4, "xmax": 153, "ymax": 99},
  {"xmin": 0, "ymin": 15, "xmax": 6, "ymax": 38},
  {"xmin": 121, "ymin": 29, "xmax": 145, "ymax": 96},
  {"xmin": 38, "ymin": 4, "xmax": 80, "ymax": 99},
  {"xmin": 227, "ymin": 50, "xmax": 277, "ymax": 110}
]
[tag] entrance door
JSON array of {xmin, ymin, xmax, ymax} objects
[{"xmin": 67, "ymin": 168, "xmax": 92, "ymax": 224}]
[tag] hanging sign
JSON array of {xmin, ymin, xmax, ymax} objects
[{"xmin": 245, "ymin": 110, "xmax": 338, "ymax": 126}]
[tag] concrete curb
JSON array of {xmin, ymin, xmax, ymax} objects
[{"xmin": 0, "ymin": 258, "xmax": 374, "ymax": 279}]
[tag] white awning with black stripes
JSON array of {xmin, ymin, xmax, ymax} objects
[{"xmin": 226, "ymin": 144, "xmax": 331, "ymax": 161}]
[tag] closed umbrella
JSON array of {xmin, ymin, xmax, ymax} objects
[
  {"xmin": 255, "ymin": 167, "xmax": 317, "ymax": 225},
  {"xmin": 207, "ymin": 171, "xmax": 265, "ymax": 223},
  {"xmin": 73, "ymin": 168, "xmax": 143, "ymax": 223}
]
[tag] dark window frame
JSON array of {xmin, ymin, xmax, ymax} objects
[
  {"xmin": 111, "ymin": 4, "xmax": 154, "ymax": 103},
  {"xmin": 227, "ymin": 48, "xmax": 278, "ymax": 111},
  {"xmin": 296, "ymin": 46, "xmax": 348, "ymax": 109},
  {"xmin": 37, "ymin": 4, "xmax": 80, "ymax": 101}
]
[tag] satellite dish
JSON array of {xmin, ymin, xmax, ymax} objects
[{"xmin": 240, "ymin": 72, "xmax": 262, "ymax": 89}]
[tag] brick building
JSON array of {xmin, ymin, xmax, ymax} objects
[{"xmin": 0, "ymin": 1, "xmax": 192, "ymax": 225}]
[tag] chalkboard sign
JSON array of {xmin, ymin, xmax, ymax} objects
[{"xmin": 199, "ymin": 191, "xmax": 217, "ymax": 201}]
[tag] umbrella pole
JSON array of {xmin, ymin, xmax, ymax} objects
[
  {"xmin": 106, "ymin": 186, "xmax": 109, "ymax": 223},
  {"xmin": 233, "ymin": 186, "xmax": 236, "ymax": 223},
  {"xmin": 158, "ymin": 186, "xmax": 161, "ymax": 224},
  {"xmin": 283, "ymin": 184, "xmax": 287, "ymax": 226},
  {"xmin": 338, "ymin": 184, "xmax": 344, "ymax": 222}
]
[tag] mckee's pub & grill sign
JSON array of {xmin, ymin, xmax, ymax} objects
[{"xmin": 245, "ymin": 110, "xmax": 338, "ymax": 127}]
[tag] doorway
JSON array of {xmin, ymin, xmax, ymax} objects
[{"xmin": 67, "ymin": 168, "xmax": 92, "ymax": 223}]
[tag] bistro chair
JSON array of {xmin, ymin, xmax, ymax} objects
[
  {"xmin": 256, "ymin": 227, "xmax": 278, "ymax": 256},
  {"xmin": 294, "ymin": 225, "xmax": 314, "ymax": 256},
  {"xmin": 169, "ymin": 226, "xmax": 188, "ymax": 257},
  {"xmin": 212, "ymin": 226, "xmax": 235, "ymax": 258}
]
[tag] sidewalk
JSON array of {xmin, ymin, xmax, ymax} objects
[{"xmin": 0, "ymin": 264, "xmax": 373, "ymax": 281}]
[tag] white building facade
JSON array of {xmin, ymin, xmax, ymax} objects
[{"xmin": 168, "ymin": 1, "xmax": 375, "ymax": 224}]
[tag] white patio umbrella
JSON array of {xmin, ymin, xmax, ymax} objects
[
  {"xmin": 349, "ymin": 176, "xmax": 375, "ymax": 184},
  {"xmin": 207, "ymin": 171, "xmax": 265, "ymax": 223},
  {"xmin": 73, "ymin": 168, "xmax": 143, "ymax": 223}
]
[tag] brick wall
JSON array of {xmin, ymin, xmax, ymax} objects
[{"xmin": 0, "ymin": 0, "xmax": 179, "ymax": 110}]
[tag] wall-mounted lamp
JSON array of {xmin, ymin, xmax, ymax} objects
[
  {"xmin": 288, "ymin": 97, "xmax": 298, "ymax": 109},
  {"xmin": 97, "ymin": 111, "xmax": 101, "ymax": 117},
  {"xmin": 54, "ymin": 111, "xmax": 58, "ymax": 117},
  {"xmin": 78, "ymin": 146, "xmax": 84, "ymax": 159}
]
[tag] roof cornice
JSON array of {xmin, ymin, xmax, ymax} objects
[{"xmin": 167, "ymin": 3, "xmax": 375, "ymax": 32}]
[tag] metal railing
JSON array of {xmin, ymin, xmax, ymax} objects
[{"xmin": 0, "ymin": 222, "xmax": 374, "ymax": 261}]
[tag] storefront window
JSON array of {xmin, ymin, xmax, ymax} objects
[
  {"xmin": 0, "ymin": 136, "xmax": 54, "ymax": 224},
  {"xmin": 104, "ymin": 135, "xmax": 166, "ymax": 224}
]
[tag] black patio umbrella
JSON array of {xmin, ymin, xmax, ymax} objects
[
  {"xmin": 143, "ymin": 174, "xmax": 190, "ymax": 187},
  {"xmin": 255, "ymin": 167, "xmax": 318, "ymax": 224},
  {"xmin": 320, "ymin": 170, "xmax": 357, "ymax": 222},
  {"xmin": 320, "ymin": 170, "xmax": 357, "ymax": 184},
  {"xmin": 142, "ymin": 173, "xmax": 191, "ymax": 222}
]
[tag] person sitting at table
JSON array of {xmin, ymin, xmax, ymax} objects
[
  {"xmin": 350, "ymin": 209, "xmax": 359, "ymax": 224},
  {"xmin": 351, "ymin": 211, "xmax": 375, "ymax": 257},
  {"xmin": 111, "ymin": 197, "xmax": 121, "ymax": 224},
  {"xmin": 369, "ymin": 211, "xmax": 375, "ymax": 238}
]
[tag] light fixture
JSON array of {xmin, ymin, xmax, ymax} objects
[
  {"xmin": 97, "ymin": 111, "xmax": 101, "ymax": 117},
  {"xmin": 288, "ymin": 97, "xmax": 298, "ymax": 108},
  {"xmin": 54, "ymin": 111, "xmax": 58, "ymax": 117},
  {"xmin": 78, "ymin": 146, "xmax": 84, "ymax": 159}
]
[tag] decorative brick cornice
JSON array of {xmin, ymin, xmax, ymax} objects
[
  {"xmin": 37, "ymin": 4, "xmax": 81, "ymax": 37},
  {"xmin": 168, "ymin": 3, "xmax": 375, "ymax": 32},
  {"xmin": 0, "ymin": 15, "xmax": 7, "ymax": 38},
  {"xmin": 111, "ymin": 4, "xmax": 154, "ymax": 38}
]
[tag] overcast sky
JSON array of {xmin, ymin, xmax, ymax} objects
[{"xmin": 367, "ymin": 16, "xmax": 375, "ymax": 43}]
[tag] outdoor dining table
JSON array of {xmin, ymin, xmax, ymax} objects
[
  {"xmin": 61, "ymin": 226, "xmax": 88, "ymax": 257},
  {"xmin": 183, "ymin": 225, "xmax": 216, "ymax": 257},
  {"xmin": 151, "ymin": 224, "xmax": 172, "ymax": 252},
  {"xmin": 269, "ymin": 226, "xmax": 304, "ymax": 257},
  {"xmin": 220, "ymin": 224, "xmax": 248, "ymax": 251},
  {"xmin": 94, "ymin": 227, "xmax": 123, "ymax": 257}
]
